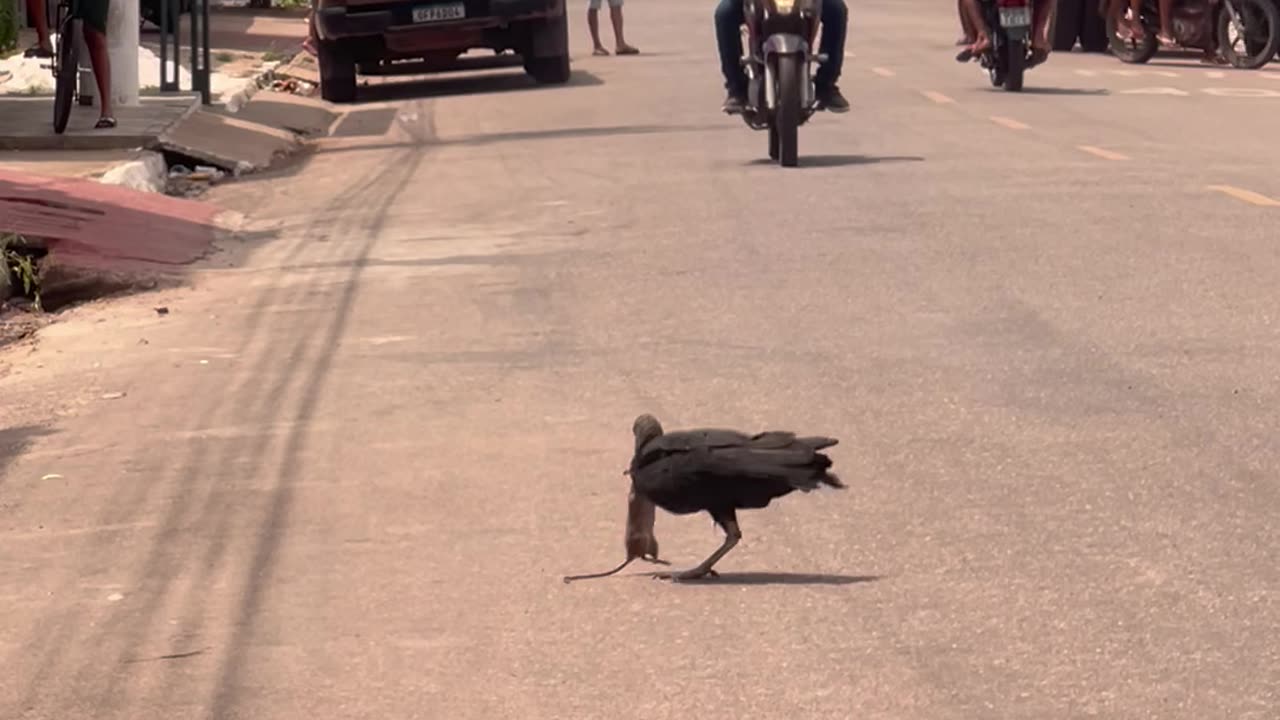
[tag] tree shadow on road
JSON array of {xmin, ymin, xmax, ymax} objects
[
  {"xmin": 0, "ymin": 425, "xmax": 59, "ymax": 484},
  {"xmin": 746, "ymin": 154, "xmax": 924, "ymax": 169}
]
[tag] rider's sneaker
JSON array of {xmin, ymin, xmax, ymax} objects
[
  {"xmin": 722, "ymin": 91, "xmax": 747, "ymax": 114},
  {"xmin": 817, "ymin": 84, "xmax": 850, "ymax": 113}
]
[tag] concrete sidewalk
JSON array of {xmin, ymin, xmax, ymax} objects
[{"xmin": 0, "ymin": 95, "xmax": 200, "ymax": 151}]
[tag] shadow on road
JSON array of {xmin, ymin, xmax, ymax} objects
[
  {"xmin": 357, "ymin": 69, "xmax": 604, "ymax": 103},
  {"xmin": 747, "ymin": 154, "xmax": 925, "ymax": 168},
  {"xmin": 1009, "ymin": 87, "xmax": 1110, "ymax": 96},
  {"xmin": 668, "ymin": 572, "xmax": 884, "ymax": 586},
  {"xmin": 0, "ymin": 425, "xmax": 58, "ymax": 483}
]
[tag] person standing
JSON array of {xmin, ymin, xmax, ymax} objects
[
  {"xmin": 22, "ymin": 0, "xmax": 54, "ymax": 58},
  {"xmin": 32, "ymin": 0, "xmax": 115, "ymax": 128},
  {"xmin": 587, "ymin": 0, "xmax": 638, "ymax": 56}
]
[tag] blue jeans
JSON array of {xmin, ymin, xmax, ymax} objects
[{"xmin": 715, "ymin": 0, "xmax": 848, "ymax": 94}]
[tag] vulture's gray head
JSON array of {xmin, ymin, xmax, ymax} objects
[{"xmin": 632, "ymin": 413, "xmax": 664, "ymax": 451}]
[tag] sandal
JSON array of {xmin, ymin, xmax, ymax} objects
[
  {"xmin": 23, "ymin": 45, "xmax": 53, "ymax": 59},
  {"xmin": 616, "ymin": 45, "xmax": 639, "ymax": 55},
  {"xmin": 94, "ymin": 116, "xmax": 117, "ymax": 129},
  {"xmin": 592, "ymin": 46, "xmax": 610, "ymax": 56}
]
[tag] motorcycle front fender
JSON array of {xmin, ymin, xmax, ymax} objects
[{"xmin": 761, "ymin": 33, "xmax": 811, "ymax": 58}]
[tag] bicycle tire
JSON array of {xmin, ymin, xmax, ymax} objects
[{"xmin": 53, "ymin": 17, "xmax": 81, "ymax": 135}]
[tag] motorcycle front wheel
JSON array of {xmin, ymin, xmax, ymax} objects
[
  {"xmin": 1106, "ymin": 11, "xmax": 1158, "ymax": 63},
  {"xmin": 774, "ymin": 54, "xmax": 802, "ymax": 167},
  {"xmin": 1218, "ymin": 0, "xmax": 1280, "ymax": 69}
]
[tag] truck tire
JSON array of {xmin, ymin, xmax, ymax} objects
[
  {"xmin": 1053, "ymin": 0, "xmax": 1083, "ymax": 51},
  {"xmin": 318, "ymin": 41, "xmax": 358, "ymax": 103},
  {"xmin": 523, "ymin": 12, "xmax": 572, "ymax": 84}
]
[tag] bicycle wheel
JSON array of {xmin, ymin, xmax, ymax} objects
[{"xmin": 53, "ymin": 17, "xmax": 81, "ymax": 135}]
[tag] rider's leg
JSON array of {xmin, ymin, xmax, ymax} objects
[
  {"xmin": 815, "ymin": 0, "xmax": 849, "ymax": 111},
  {"xmin": 956, "ymin": 0, "xmax": 990, "ymax": 59},
  {"xmin": 1032, "ymin": 0, "xmax": 1056, "ymax": 53},
  {"xmin": 958, "ymin": 0, "xmax": 977, "ymax": 44},
  {"xmin": 714, "ymin": 0, "xmax": 748, "ymax": 109},
  {"xmin": 1125, "ymin": 0, "xmax": 1145, "ymax": 38},
  {"xmin": 1157, "ymin": 0, "xmax": 1175, "ymax": 43}
]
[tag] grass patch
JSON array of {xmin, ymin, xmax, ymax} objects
[{"xmin": 215, "ymin": 51, "xmax": 235, "ymax": 64}]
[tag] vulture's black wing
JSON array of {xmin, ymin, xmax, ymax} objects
[{"xmin": 632, "ymin": 430, "xmax": 843, "ymax": 514}]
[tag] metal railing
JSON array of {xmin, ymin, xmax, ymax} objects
[{"xmin": 157, "ymin": 0, "xmax": 211, "ymax": 103}]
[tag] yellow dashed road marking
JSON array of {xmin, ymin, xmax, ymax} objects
[
  {"xmin": 1207, "ymin": 185, "xmax": 1280, "ymax": 206},
  {"xmin": 921, "ymin": 90, "xmax": 955, "ymax": 104},
  {"xmin": 1077, "ymin": 145, "xmax": 1130, "ymax": 161},
  {"xmin": 989, "ymin": 115, "xmax": 1030, "ymax": 130}
]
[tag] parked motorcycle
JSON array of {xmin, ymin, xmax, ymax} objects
[
  {"xmin": 1106, "ymin": 0, "xmax": 1280, "ymax": 69},
  {"xmin": 973, "ymin": 0, "xmax": 1040, "ymax": 91},
  {"xmin": 735, "ymin": 0, "xmax": 828, "ymax": 167}
]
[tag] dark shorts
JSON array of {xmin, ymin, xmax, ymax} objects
[{"xmin": 74, "ymin": 0, "xmax": 109, "ymax": 34}]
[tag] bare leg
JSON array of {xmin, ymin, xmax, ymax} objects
[
  {"xmin": 958, "ymin": 0, "xmax": 976, "ymax": 44},
  {"xmin": 83, "ymin": 27, "xmax": 114, "ymax": 126},
  {"xmin": 956, "ymin": 0, "xmax": 991, "ymax": 60},
  {"xmin": 653, "ymin": 516, "xmax": 741, "ymax": 582},
  {"xmin": 588, "ymin": 8, "xmax": 608, "ymax": 54},
  {"xmin": 1157, "ymin": 0, "xmax": 1175, "ymax": 44},
  {"xmin": 25, "ymin": 0, "xmax": 52, "ymax": 55},
  {"xmin": 1124, "ymin": 0, "xmax": 1145, "ymax": 39},
  {"xmin": 1032, "ymin": 0, "xmax": 1055, "ymax": 51},
  {"xmin": 611, "ymin": 5, "xmax": 638, "ymax": 54}
]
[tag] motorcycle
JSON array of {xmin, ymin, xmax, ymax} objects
[
  {"xmin": 1106, "ymin": 0, "xmax": 1280, "ymax": 69},
  {"xmin": 736, "ymin": 0, "xmax": 827, "ymax": 167},
  {"xmin": 975, "ymin": 0, "xmax": 1040, "ymax": 91}
]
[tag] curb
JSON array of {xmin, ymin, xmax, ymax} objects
[{"xmin": 96, "ymin": 150, "xmax": 169, "ymax": 194}]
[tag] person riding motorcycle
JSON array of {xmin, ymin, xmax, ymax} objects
[
  {"xmin": 715, "ymin": 0, "xmax": 851, "ymax": 114},
  {"xmin": 954, "ymin": 0, "xmax": 1054, "ymax": 65}
]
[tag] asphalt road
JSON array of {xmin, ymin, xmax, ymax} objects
[{"xmin": 3, "ymin": 0, "xmax": 1280, "ymax": 718}]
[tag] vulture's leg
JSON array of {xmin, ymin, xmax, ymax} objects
[{"xmin": 653, "ymin": 512, "xmax": 741, "ymax": 582}]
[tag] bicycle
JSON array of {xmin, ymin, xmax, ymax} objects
[{"xmin": 50, "ymin": 0, "xmax": 82, "ymax": 135}]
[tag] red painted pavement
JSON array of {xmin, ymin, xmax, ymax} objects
[{"xmin": 0, "ymin": 169, "xmax": 226, "ymax": 272}]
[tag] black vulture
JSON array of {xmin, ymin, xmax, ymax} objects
[{"xmin": 627, "ymin": 413, "xmax": 844, "ymax": 581}]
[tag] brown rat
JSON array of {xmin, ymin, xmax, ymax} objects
[{"xmin": 562, "ymin": 486, "xmax": 668, "ymax": 584}]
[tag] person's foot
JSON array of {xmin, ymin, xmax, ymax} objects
[
  {"xmin": 956, "ymin": 35, "xmax": 975, "ymax": 46},
  {"xmin": 593, "ymin": 45, "xmax": 610, "ymax": 55},
  {"xmin": 23, "ymin": 44, "xmax": 53, "ymax": 59},
  {"xmin": 816, "ymin": 84, "xmax": 850, "ymax": 113},
  {"xmin": 722, "ymin": 90, "xmax": 747, "ymax": 114},
  {"xmin": 1029, "ymin": 44, "xmax": 1050, "ymax": 67},
  {"xmin": 956, "ymin": 35, "xmax": 991, "ymax": 62},
  {"xmin": 616, "ymin": 44, "xmax": 639, "ymax": 55},
  {"xmin": 94, "ymin": 116, "xmax": 117, "ymax": 130},
  {"xmin": 1157, "ymin": 31, "xmax": 1177, "ymax": 46}
]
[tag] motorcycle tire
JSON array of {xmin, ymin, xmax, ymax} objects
[
  {"xmin": 1004, "ymin": 40, "xmax": 1026, "ymax": 91},
  {"xmin": 774, "ymin": 54, "xmax": 802, "ymax": 168},
  {"xmin": 1106, "ymin": 12, "xmax": 1158, "ymax": 63},
  {"xmin": 1218, "ymin": 0, "xmax": 1280, "ymax": 69}
]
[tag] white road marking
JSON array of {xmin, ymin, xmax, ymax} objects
[
  {"xmin": 989, "ymin": 115, "xmax": 1030, "ymax": 130},
  {"xmin": 1074, "ymin": 69, "xmax": 1099, "ymax": 77},
  {"xmin": 1207, "ymin": 185, "xmax": 1280, "ymax": 207},
  {"xmin": 1202, "ymin": 87, "xmax": 1280, "ymax": 98},
  {"xmin": 871, "ymin": 66, "xmax": 895, "ymax": 77},
  {"xmin": 921, "ymin": 90, "xmax": 955, "ymax": 104},
  {"xmin": 1078, "ymin": 145, "xmax": 1130, "ymax": 161},
  {"xmin": 1119, "ymin": 86, "xmax": 1191, "ymax": 96},
  {"xmin": 1205, "ymin": 70, "xmax": 1226, "ymax": 79}
]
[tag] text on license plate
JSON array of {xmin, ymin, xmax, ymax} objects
[
  {"xmin": 412, "ymin": 2, "xmax": 465, "ymax": 22},
  {"xmin": 998, "ymin": 6, "xmax": 1032, "ymax": 26}
]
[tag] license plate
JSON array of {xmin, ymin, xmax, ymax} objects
[
  {"xmin": 999, "ymin": 6, "xmax": 1032, "ymax": 27},
  {"xmin": 412, "ymin": 2, "xmax": 465, "ymax": 23}
]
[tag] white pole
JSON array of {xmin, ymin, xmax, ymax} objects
[{"xmin": 105, "ymin": 0, "xmax": 139, "ymax": 106}]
